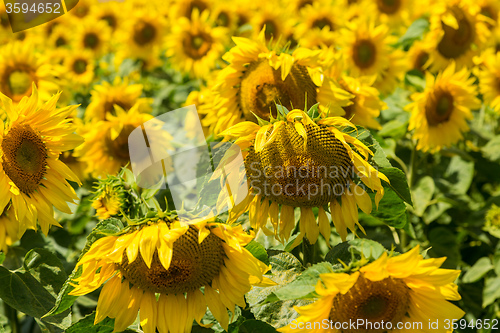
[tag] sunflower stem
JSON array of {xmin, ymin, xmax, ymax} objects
[
  {"xmin": 408, "ymin": 142, "xmax": 417, "ymax": 188},
  {"xmin": 3, "ymin": 303, "xmax": 19, "ymax": 333}
]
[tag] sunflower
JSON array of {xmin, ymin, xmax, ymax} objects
[
  {"xmin": 84, "ymin": 77, "xmax": 152, "ymax": 123},
  {"xmin": 476, "ymin": 52, "xmax": 500, "ymax": 113},
  {"xmin": 293, "ymin": 1, "xmax": 344, "ymax": 49},
  {"xmin": 476, "ymin": 0, "xmax": 500, "ymax": 29},
  {"xmin": 166, "ymin": 9, "xmax": 229, "ymax": 79},
  {"xmin": 363, "ymin": 0, "xmax": 415, "ymax": 32},
  {"xmin": 121, "ymin": 9, "xmax": 165, "ymax": 57},
  {"xmin": 75, "ymin": 105, "xmax": 168, "ymax": 178},
  {"xmin": 90, "ymin": 0, "xmax": 123, "ymax": 32},
  {"xmin": 250, "ymin": 1, "xmax": 293, "ymax": 44},
  {"xmin": 278, "ymin": 245, "xmax": 465, "ymax": 333},
  {"xmin": 407, "ymin": 63, "xmax": 480, "ymax": 153},
  {"xmin": 69, "ymin": 0, "xmax": 92, "ymax": 19},
  {"xmin": 206, "ymin": 31, "xmax": 353, "ymax": 134},
  {"xmin": 47, "ymin": 24, "xmax": 72, "ymax": 49},
  {"xmin": 338, "ymin": 19, "xmax": 396, "ymax": 79},
  {"xmin": 424, "ymin": 0, "xmax": 490, "ymax": 71},
  {"xmin": 0, "ymin": 42, "xmax": 59, "ymax": 103},
  {"xmin": 92, "ymin": 182, "xmax": 127, "ymax": 220},
  {"xmin": 69, "ymin": 213, "xmax": 271, "ymax": 333},
  {"xmin": 407, "ymin": 40, "xmax": 432, "ymax": 75},
  {"xmin": 373, "ymin": 48, "xmax": 407, "ymax": 96},
  {"xmin": 61, "ymin": 50, "xmax": 95, "ymax": 88},
  {"xmin": 0, "ymin": 85, "xmax": 83, "ymax": 235},
  {"xmin": 211, "ymin": 2, "xmax": 238, "ymax": 31},
  {"xmin": 170, "ymin": 0, "xmax": 212, "ymax": 19},
  {"xmin": 338, "ymin": 75, "xmax": 386, "ymax": 129},
  {"xmin": 219, "ymin": 107, "xmax": 388, "ymax": 246},
  {"xmin": 72, "ymin": 17, "xmax": 112, "ymax": 57}
]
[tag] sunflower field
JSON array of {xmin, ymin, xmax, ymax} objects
[{"xmin": 1, "ymin": 0, "xmax": 500, "ymax": 332}]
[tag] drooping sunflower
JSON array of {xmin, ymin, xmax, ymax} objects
[
  {"xmin": 407, "ymin": 63, "xmax": 480, "ymax": 152},
  {"xmin": 72, "ymin": 17, "xmax": 112, "ymax": 57},
  {"xmin": 476, "ymin": 52, "xmax": 500, "ymax": 113},
  {"xmin": 278, "ymin": 245, "xmax": 465, "ymax": 333},
  {"xmin": 338, "ymin": 19, "xmax": 397, "ymax": 79},
  {"xmin": 166, "ymin": 9, "xmax": 229, "ymax": 79},
  {"xmin": 61, "ymin": 50, "xmax": 95, "ymax": 88},
  {"xmin": 84, "ymin": 77, "xmax": 152, "ymax": 123},
  {"xmin": 69, "ymin": 213, "xmax": 271, "ymax": 333},
  {"xmin": 0, "ymin": 85, "xmax": 83, "ymax": 235},
  {"xmin": 75, "ymin": 105, "xmax": 168, "ymax": 178},
  {"xmin": 206, "ymin": 31, "xmax": 353, "ymax": 134},
  {"xmin": 0, "ymin": 42, "xmax": 59, "ymax": 103},
  {"xmin": 424, "ymin": 0, "xmax": 490, "ymax": 71},
  {"xmin": 219, "ymin": 107, "xmax": 388, "ymax": 246}
]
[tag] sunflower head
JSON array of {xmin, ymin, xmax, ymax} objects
[
  {"xmin": 91, "ymin": 173, "xmax": 132, "ymax": 220},
  {"xmin": 279, "ymin": 245, "xmax": 465, "ymax": 333},
  {"xmin": 0, "ymin": 84, "xmax": 83, "ymax": 235},
  {"xmin": 0, "ymin": 42, "xmax": 58, "ymax": 103},
  {"xmin": 207, "ymin": 32, "xmax": 353, "ymax": 134},
  {"xmin": 425, "ymin": 0, "xmax": 490, "ymax": 71},
  {"xmin": 166, "ymin": 9, "xmax": 228, "ymax": 79},
  {"xmin": 69, "ymin": 211, "xmax": 271, "ymax": 333},
  {"xmin": 219, "ymin": 105, "xmax": 388, "ymax": 245},
  {"xmin": 408, "ymin": 63, "xmax": 480, "ymax": 152}
]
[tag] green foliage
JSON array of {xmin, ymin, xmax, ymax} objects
[
  {"xmin": 0, "ymin": 249, "xmax": 71, "ymax": 331},
  {"xmin": 65, "ymin": 313, "xmax": 138, "ymax": 333},
  {"xmin": 397, "ymin": 18, "xmax": 430, "ymax": 49}
]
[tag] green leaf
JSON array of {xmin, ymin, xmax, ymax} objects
[
  {"xmin": 462, "ymin": 257, "xmax": 493, "ymax": 283},
  {"xmin": 361, "ymin": 188, "xmax": 408, "ymax": 228},
  {"xmin": 378, "ymin": 119, "xmax": 408, "ymax": 139},
  {"xmin": 45, "ymin": 218, "xmax": 124, "ymax": 317},
  {"xmin": 443, "ymin": 156, "xmax": 474, "ymax": 195},
  {"xmin": 357, "ymin": 129, "xmax": 392, "ymax": 168},
  {"xmin": 347, "ymin": 239, "xmax": 387, "ymax": 261},
  {"xmin": 246, "ymin": 252, "xmax": 307, "ymax": 329},
  {"xmin": 0, "ymin": 249, "xmax": 71, "ymax": 330},
  {"xmin": 245, "ymin": 241, "xmax": 270, "ymax": 266},
  {"xmin": 398, "ymin": 18, "xmax": 430, "ymax": 48},
  {"xmin": 427, "ymin": 227, "xmax": 460, "ymax": 268},
  {"xmin": 0, "ymin": 253, "xmax": 5, "ymax": 265},
  {"xmin": 405, "ymin": 70, "xmax": 426, "ymax": 91},
  {"xmin": 379, "ymin": 167, "xmax": 412, "ymax": 206},
  {"xmin": 66, "ymin": 313, "xmax": 138, "ymax": 333},
  {"xmin": 229, "ymin": 318, "xmax": 278, "ymax": 333},
  {"xmin": 268, "ymin": 262, "xmax": 334, "ymax": 302},
  {"xmin": 482, "ymin": 135, "xmax": 500, "ymax": 162},
  {"xmin": 324, "ymin": 242, "xmax": 352, "ymax": 266},
  {"xmin": 483, "ymin": 277, "xmax": 500, "ymax": 308},
  {"xmin": 412, "ymin": 176, "xmax": 435, "ymax": 217}
]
